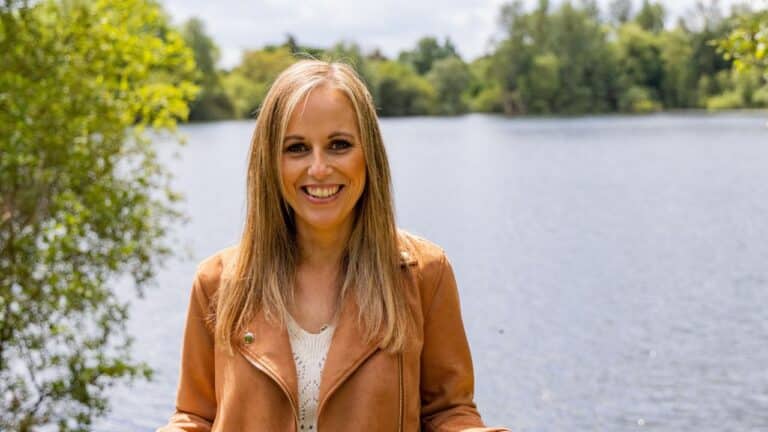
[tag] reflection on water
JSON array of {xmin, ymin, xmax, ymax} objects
[{"xmin": 97, "ymin": 113, "xmax": 768, "ymax": 431}]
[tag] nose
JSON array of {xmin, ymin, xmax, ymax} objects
[{"xmin": 307, "ymin": 150, "xmax": 332, "ymax": 179}]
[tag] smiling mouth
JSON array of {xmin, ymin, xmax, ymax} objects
[{"xmin": 302, "ymin": 185, "xmax": 344, "ymax": 199}]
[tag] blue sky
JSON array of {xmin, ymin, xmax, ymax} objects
[{"xmin": 161, "ymin": 0, "xmax": 756, "ymax": 68}]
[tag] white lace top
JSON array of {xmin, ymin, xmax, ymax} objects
[{"xmin": 286, "ymin": 314, "xmax": 335, "ymax": 431}]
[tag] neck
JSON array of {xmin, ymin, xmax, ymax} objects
[{"xmin": 295, "ymin": 220, "xmax": 353, "ymax": 271}]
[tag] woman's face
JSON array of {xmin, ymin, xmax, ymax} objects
[{"xmin": 280, "ymin": 84, "xmax": 366, "ymax": 236}]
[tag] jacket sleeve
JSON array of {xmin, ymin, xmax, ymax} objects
[
  {"xmin": 156, "ymin": 272, "xmax": 217, "ymax": 432},
  {"xmin": 420, "ymin": 253, "xmax": 510, "ymax": 432}
]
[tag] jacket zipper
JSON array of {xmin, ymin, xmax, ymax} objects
[
  {"xmin": 315, "ymin": 345, "xmax": 379, "ymax": 431},
  {"xmin": 398, "ymin": 352, "xmax": 404, "ymax": 432},
  {"xmin": 241, "ymin": 353, "xmax": 300, "ymax": 431}
]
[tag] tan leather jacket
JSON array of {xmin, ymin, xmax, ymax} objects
[{"xmin": 158, "ymin": 232, "xmax": 509, "ymax": 431}]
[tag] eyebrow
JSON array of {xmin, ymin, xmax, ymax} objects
[{"xmin": 283, "ymin": 131, "xmax": 355, "ymax": 143}]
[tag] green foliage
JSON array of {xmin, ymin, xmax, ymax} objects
[
  {"xmin": 659, "ymin": 28, "xmax": 697, "ymax": 107},
  {"xmin": 427, "ymin": 57, "xmax": 471, "ymax": 115},
  {"xmin": 222, "ymin": 46, "xmax": 296, "ymax": 118},
  {"xmin": 490, "ymin": 0, "xmax": 620, "ymax": 114},
  {"xmin": 619, "ymin": 85, "xmax": 662, "ymax": 112},
  {"xmin": 634, "ymin": 0, "xmax": 666, "ymax": 33},
  {"xmin": 0, "ymin": 0, "xmax": 197, "ymax": 429},
  {"xmin": 615, "ymin": 22, "xmax": 663, "ymax": 108},
  {"xmin": 479, "ymin": 0, "xmax": 766, "ymax": 115},
  {"xmin": 548, "ymin": 2, "xmax": 618, "ymax": 113},
  {"xmin": 524, "ymin": 53, "xmax": 561, "ymax": 113},
  {"xmin": 182, "ymin": 18, "xmax": 220, "ymax": 88},
  {"xmin": 754, "ymin": 83, "xmax": 768, "ymax": 105},
  {"xmin": 174, "ymin": 2, "xmax": 765, "ymax": 120},
  {"xmin": 322, "ymin": 41, "xmax": 376, "ymax": 89},
  {"xmin": 368, "ymin": 60, "xmax": 435, "ymax": 116},
  {"xmin": 398, "ymin": 36, "xmax": 459, "ymax": 75},
  {"xmin": 717, "ymin": 9, "xmax": 768, "ymax": 78},
  {"xmin": 708, "ymin": 8, "xmax": 768, "ymax": 111},
  {"xmin": 466, "ymin": 56, "xmax": 504, "ymax": 113},
  {"xmin": 706, "ymin": 68, "xmax": 768, "ymax": 109},
  {"xmin": 608, "ymin": 0, "xmax": 633, "ymax": 24},
  {"xmin": 181, "ymin": 18, "xmax": 234, "ymax": 121},
  {"xmin": 107, "ymin": 2, "xmax": 768, "ymax": 121},
  {"xmin": 706, "ymin": 88, "xmax": 744, "ymax": 109}
]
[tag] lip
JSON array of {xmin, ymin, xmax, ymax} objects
[{"xmin": 300, "ymin": 185, "xmax": 344, "ymax": 204}]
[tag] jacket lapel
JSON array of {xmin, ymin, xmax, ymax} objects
[
  {"xmin": 234, "ymin": 245, "xmax": 419, "ymax": 413},
  {"xmin": 238, "ymin": 308, "xmax": 299, "ymax": 410},
  {"xmin": 319, "ymin": 247, "xmax": 419, "ymax": 406},
  {"xmin": 318, "ymin": 289, "xmax": 380, "ymax": 407},
  {"xmin": 236, "ymin": 291, "xmax": 378, "ymax": 414}
]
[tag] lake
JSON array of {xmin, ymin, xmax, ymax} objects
[{"xmin": 96, "ymin": 112, "xmax": 768, "ymax": 431}]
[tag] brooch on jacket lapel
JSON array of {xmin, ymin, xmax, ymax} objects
[{"xmin": 243, "ymin": 331, "xmax": 254, "ymax": 345}]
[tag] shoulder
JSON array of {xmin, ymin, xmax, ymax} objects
[
  {"xmin": 397, "ymin": 229, "xmax": 460, "ymax": 318},
  {"xmin": 397, "ymin": 229, "xmax": 451, "ymax": 282},
  {"xmin": 193, "ymin": 244, "xmax": 240, "ymax": 299},
  {"xmin": 398, "ymin": 228, "xmax": 448, "ymax": 262}
]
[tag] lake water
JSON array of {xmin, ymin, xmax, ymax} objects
[{"xmin": 96, "ymin": 113, "xmax": 768, "ymax": 431}]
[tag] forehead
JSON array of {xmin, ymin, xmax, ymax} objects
[{"xmin": 285, "ymin": 84, "xmax": 359, "ymax": 135}]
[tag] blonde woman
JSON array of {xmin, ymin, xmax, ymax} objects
[{"xmin": 158, "ymin": 60, "xmax": 508, "ymax": 432}]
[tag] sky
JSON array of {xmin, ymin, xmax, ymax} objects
[{"xmin": 160, "ymin": 0, "xmax": 756, "ymax": 69}]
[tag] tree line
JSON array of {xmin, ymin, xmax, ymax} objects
[{"xmin": 184, "ymin": 0, "xmax": 768, "ymax": 120}]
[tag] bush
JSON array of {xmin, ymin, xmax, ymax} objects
[
  {"xmin": 706, "ymin": 90, "xmax": 745, "ymax": 110},
  {"xmin": 619, "ymin": 85, "xmax": 662, "ymax": 113},
  {"xmin": 0, "ymin": 0, "xmax": 197, "ymax": 429}
]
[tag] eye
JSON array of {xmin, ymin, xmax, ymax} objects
[
  {"xmin": 329, "ymin": 139, "xmax": 352, "ymax": 151},
  {"xmin": 284, "ymin": 142, "xmax": 309, "ymax": 154}
]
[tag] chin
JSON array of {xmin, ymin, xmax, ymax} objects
[{"xmin": 297, "ymin": 213, "xmax": 354, "ymax": 233}]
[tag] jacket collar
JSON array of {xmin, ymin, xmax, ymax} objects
[
  {"xmin": 235, "ymin": 246, "xmax": 418, "ymax": 409},
  {"xmin": 237, "ymin": 286, "xmax": 380, "ymax": 410}
]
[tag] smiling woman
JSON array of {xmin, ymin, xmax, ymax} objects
[
  {"xmin": 280, "ymin": 84, "xmax": 367, "ymax": 239},
  {"xmin": 157, "ymin": 60, "xmax": 509, "ymax": 432}
]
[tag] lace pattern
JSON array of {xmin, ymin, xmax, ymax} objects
[{"xmin": 287, "ymin": 315, "xmax": 335, "ymax": 431}]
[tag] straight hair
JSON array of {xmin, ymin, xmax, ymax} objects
[{"xmin": 215, "ymin": 60, "xmax": 411, "ymax": 354}]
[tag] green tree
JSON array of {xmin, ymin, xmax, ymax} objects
[
  {"xmin": 466, "ymin": 56, "xmax": 504, "ymax": 113},
  {"xmin": 608, "ymin": 0, "xmax": 633, "ymax": 24},
  {"xmin": 547, "ymin": 2, "xmax": 619, "ymax": 113},
  {"xmin": 368, "ymin": 60, "xmax": 435, "ymax": 116},
  {"xmin": 635, "ymin": 0, "xmax": 666, "ymax": 33},
  {"xmin": 705, "ymin": 68, "xmax": 768, "ymax": 109},
  {"xmin": 717, "ymin": 9, "xmax": 768, "ymax": 78},
  {"xmin": 222, "ymin": 46, "xmax": 295, "ymax": 118},
  {"xmin": 0, "ymin": 0, "xmax": 198, "ymax": 429},
  {"xmin": 659, "ymin": 28, "xmax": 697, "ymax": 107},
  {"xmin": 615, "ymin": 23, "xmax": 664, "ymax": 111},
  {"xmin": 398, "ymin": 36, "xmax": 459, "ymax": 75},
  {"xmin": 525, "ymin": 53, "xmax": 562, "ymax": 113},
  {"xmin": 685, "ymin": 1, "xmax": 733, "ymax": 104},
  {"xmin": 181, "ymin": 18, "xmax": 234, "ymax": 121},
  {"xmin": 427, "ymin": 57, "xmax": 471, "ymax": 115},
  {"xmin": 710, "ymin": 9, "xmax": 768, "ymax": 110},
  {"xmin": 491, "ymin": 1, "xmax": 619, "ymax": 114},
  {"xmin": 490, "ymin": 0, "xmax": 537, "ymax": 113},
  {"xmin": 323, "ymin": 41, "xmax": 375, "ymax": 88}
]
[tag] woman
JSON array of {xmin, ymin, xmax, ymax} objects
[{"xmin": 159, "ymin": 60, "xmax": 508, "ymax": 432}]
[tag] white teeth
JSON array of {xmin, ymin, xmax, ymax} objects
[{"xmin": 305, "ymin": 186, "xmax": 341, "ymax": 198}]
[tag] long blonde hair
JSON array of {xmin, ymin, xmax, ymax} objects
[{"xmin": 215, "ymin": 60, "xmax": 410, "ymax": 353}]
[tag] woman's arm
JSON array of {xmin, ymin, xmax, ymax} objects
[
  {"xmin": 157, "ymin": 272, "xmax": 216, "ymax": 432},
  {"xmin": 420, "ymin": 253, "xmax": 510, "ymax": 432}
]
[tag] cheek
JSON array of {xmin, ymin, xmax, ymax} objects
[
  {"xmin": 352, "ymin": 152, "xmax": 367, "ymax": 188},
  {"xmin": 280, "ymin": 161, "xmax": 300, "ymax": 198}
]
